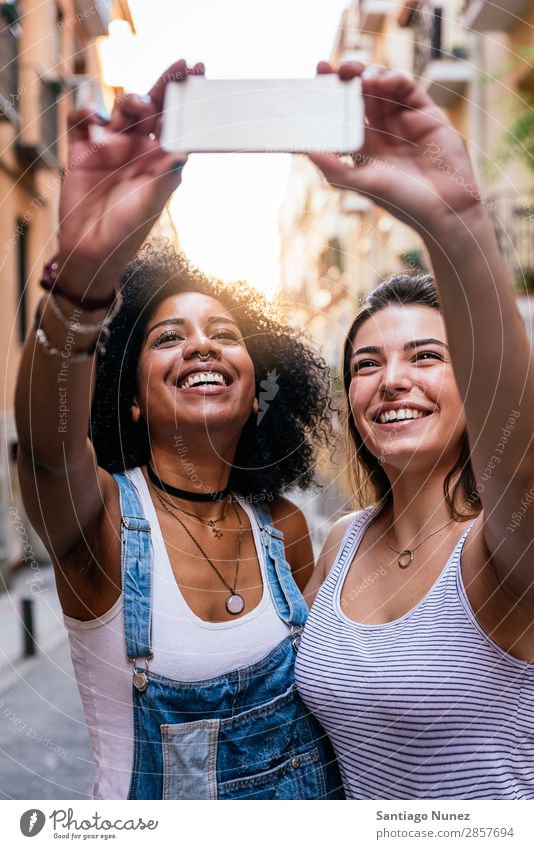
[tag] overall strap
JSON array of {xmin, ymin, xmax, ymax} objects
[
  {"xmin": 253, "ymin": 501, "xmax": 308, "ymax": 628},
  {"xmin": 113, "ymin": 471, "xmax": 153, "ymax": 661}
]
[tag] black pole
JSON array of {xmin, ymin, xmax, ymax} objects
[
  {"xmin": 21, "ymin": 597, "xmax": 37, "ymax": 657},
  {"xmin": 432, "ymin": 7, "xmax": 443, "ymax": 59}
]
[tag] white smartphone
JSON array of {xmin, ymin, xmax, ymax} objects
[{"xmin": 160, "ymin": 76, "xmax": 364, "ymax": 154}]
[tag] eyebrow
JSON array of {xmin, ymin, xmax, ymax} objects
[
  {"xmin": 145, "ymin": 314, "xmax": 241, "ymax": 341},
  {"xmin": 352, "ymin": 338, "xmax": 449, "ymax": 358}
]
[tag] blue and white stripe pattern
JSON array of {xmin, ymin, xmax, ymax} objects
[{"xmin": 295, "ymin": 508, "xmax": 534, "ymax": 799}]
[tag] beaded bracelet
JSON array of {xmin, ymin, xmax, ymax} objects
[
  {"xmin": 35, "ymin": 325, "xmax": 107, "ymax": 361},
  {"xmin": 33, "ymin": 290, "xmax": 121, "ymax": 361},
  {"xmin": 46, "ymin": 285, "xmax": 124, "ymax": 333},
  {"xmin": 40, "ymin": 256, "xmax": 118, "ymax": 311},
  {"xmin": 33, "ymin": 255, "xmax": 125, "ymax": 360}
]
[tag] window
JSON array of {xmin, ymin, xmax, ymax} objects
[{"xmin": 16, "ymin": 218, "xmax": 28, "ymax": 343}]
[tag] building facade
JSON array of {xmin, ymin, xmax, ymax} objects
[
  {"xmin": 279, "ymin": 0, "xmax": 534, "ymax": 353},
  {"xmin": 279, "ymin": 0, "xmax": 534, "ymax": 517},
  {"xmin": 0, "ymin": 0, "xmax": 136, "ymax": 585}
]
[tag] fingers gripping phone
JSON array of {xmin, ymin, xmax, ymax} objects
[{"xmin": 161, "ymin": 76, "xmax": 364, "ymax": 154}]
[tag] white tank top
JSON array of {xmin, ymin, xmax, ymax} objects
[{"xmin": 63, "ymin": 467, "xmax": 290, "ymax": 799}]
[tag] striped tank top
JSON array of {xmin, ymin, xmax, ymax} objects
[{"xmin": 295, "ymin": 507, "xmax": 534, "ymax": 799}]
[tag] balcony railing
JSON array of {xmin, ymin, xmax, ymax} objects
[
  {"xmin": 40, "ymin": 80, "xmax": 59, "ymax": 160},
  {"xmin": 0, "ymin": 22, "xmax": 20, "ymax": 124},
  {"xmin": 411, "ymin": 1, "xmax": 473, "ymax": 105},
  {"xmin": 68, "ymin": 74, "xmax": 106, "ymax": 110},
  {"xmin": 412, "ymin": 2, "xmax": 444, "ymax": 78},
  {"xmin": 462, "ymin": 0, "xmax": 530, "ymax": 34},
  {"xmin": 73, "ymin": 0, "xmax": 114, "ymax": 37},
  {"xmin": 16, "ymin": 69, "xmax": 62, "ymax": 169},
  {"xmin": 489, "ymin": 191, "xmax": 534, "ymax": 289}
]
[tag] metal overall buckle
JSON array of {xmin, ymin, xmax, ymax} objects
[
  {"xmin": 132, "ymin": 657, "xmax": 150, "ymax": 693},
  {"xmin": 291, "ymin": 625, "xmax": 302, "ymax": 652}
]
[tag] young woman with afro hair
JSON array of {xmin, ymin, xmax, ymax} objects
[{"xmin": 15, "ymin": 61, "xmax": 343, "ymax": 800}]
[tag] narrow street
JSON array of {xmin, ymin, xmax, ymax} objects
[
  {"xmin": 0, "ymin": 487, "xmax": 345, "ymax": 803},
  {"xmin": 0, "ymin": 612, "xmax": 93, "ymax": 799}
]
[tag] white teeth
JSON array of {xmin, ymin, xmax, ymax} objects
[
  {"xmin": 377, "ymin": 408, "xmax": 427, "ymax": 424},
  {"xmin": 179, "ymin": 372, "xmax": 227, "ymax": 389}
]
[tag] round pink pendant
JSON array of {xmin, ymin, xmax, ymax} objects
[{"xmin": 226, "ymin": 593, "xmax": 245, "ymax": 615}]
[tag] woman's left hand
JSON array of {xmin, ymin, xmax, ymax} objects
[{"xmin": 309, "ymin": 62, "xmax": 483, "ymax": 237}]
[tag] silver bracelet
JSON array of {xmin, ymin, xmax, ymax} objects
[
  {"xmin": 35, "ymin": 325, "xmax": 110, "ymax": 361},
  {"xmin": 46, "ymin": 286, "xmax": 124, "ymax": 333},
  {"xmin": 33, "ymin": 290, "xmax": 122, "ymax": 360}
]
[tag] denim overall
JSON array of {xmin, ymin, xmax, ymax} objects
[{"xmin": 114, "ymin": 472, "xmax": 344, "ymax": 800}]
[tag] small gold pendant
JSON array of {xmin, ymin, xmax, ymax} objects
[{"xmin": 208, "ymin": 520, "xmax": 222, "ymax": 538}]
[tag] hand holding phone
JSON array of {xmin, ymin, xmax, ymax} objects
[{"xmin": 161, "ymin": 76, "xmax": 364, "ymax": 154}]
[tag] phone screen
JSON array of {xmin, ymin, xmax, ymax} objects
[{"xmin": 161, "ymin": 76, "xmax": 364, "ymax": 154}]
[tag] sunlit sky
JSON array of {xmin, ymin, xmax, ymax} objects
[{"xmin": 107, "ymin": 0, "xmax": 349, "ymax": 293}]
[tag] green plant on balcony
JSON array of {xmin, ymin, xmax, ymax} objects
[
  {"xmin": 515, "ymin": 271, "xmax": 534, "ymax": 295},
  {"xmin": 0, "ymin": 2, "xmax": 20, "ymax": 25},
  {"xmin": 450, "ymin": 44, "xmax": 468, "ymax": 60},
  {"xmin": 46, "ymin": 78, "xmax": 65, "ymax": 97},
  {"xmin": 399, "ymin": 248, "xmax": 427, "ymax": 273},
  {"xmin": 489, "ymin": 47, "xmax": 534, "ymax": 176},
  {"xmin": 500, "ymin": 98, "xmax": 534, "ymax": 175}
]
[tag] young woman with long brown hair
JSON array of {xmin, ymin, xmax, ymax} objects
[{"xmin": 296, "ymin": 62, "xmax": 534, "ymax": 799}]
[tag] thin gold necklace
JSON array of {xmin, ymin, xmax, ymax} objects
[
  {"xmin": 385, "ymin": 517, "xmax": 455, "ymax": 569},
  {"xmin": 151, "ymin": 488, "xmax": 232, "ymax": 537},
  {"xmin": 149, "ymin": 482, "xmax": 246, "ymax": 614}
]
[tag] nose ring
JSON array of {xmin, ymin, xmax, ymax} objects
[
  {"xmin": 384, "ymin": 387, "xmax": 396, "ymax": 399},
  {"xmin": 197, "ymin": 353, "xmax": 210, "ymax": 362}
]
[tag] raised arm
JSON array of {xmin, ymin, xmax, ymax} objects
[
  {"xmin": 15, "ymin": 60, "xmax": 200, "ymax": 600},
  {"xmin": 309, "ymin": 63, "xmax": 534, "ymax": 604}
]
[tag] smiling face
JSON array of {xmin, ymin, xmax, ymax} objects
[
  {"xmin": 131, "ymin": 292, "xmax": 258, "ymax": 442},
  {"xmin": 347, "ymin": 304, "xmax": 467, "ymax": 476}
]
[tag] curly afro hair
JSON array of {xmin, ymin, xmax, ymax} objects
[{"xmin": 90, "ymin": 241, "xmax": 332, "ymax": 500}]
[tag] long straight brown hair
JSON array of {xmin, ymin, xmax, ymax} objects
[{"xmin": 341, "ymin": 273, "xmax": 481, "ymax": 521}]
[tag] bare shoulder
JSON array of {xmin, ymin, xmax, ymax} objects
[
  {"xmin": 321, "ymin": 511, "xmax": 361, "ymax": 577},
  {"xmin": 269, "ymin": 496, "xmax": 309, "ymax": 541},
  {"xmin": 302, "ymin": 509, "xmax": 361, "ymax": 607},
  {"xmin": 268, "ymin": 496, "xmax": 314, "ymax": 591}
]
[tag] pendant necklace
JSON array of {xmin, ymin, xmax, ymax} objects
[
  {"xmin": 150, "ymin": 482, "xmax": 246, "ymax": 614},
  {"xmin": 152, "ymin": 489, "xmax": 232, "ymax": 537},
  {"xmin": 385, "ymin": 516, "xmax": 455, "ymax": 569}
]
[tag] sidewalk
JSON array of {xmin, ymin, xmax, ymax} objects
[
  {"xmin": 0, "ymin": 562, "xmax": 67, "ymax": 695},
  {"xmin": 0, "ymin": 637, "xmax": 94, "ymax": 799},
  {"xmin": 0, "ymin": 565, "xmax": 94, "ymax": 798}
]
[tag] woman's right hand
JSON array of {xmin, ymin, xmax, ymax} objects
[
  {"xmin": 57, "ymin": 59, "xmax": 204, "ymax": 297},
  {"xmin": 309, "ymin": 62, "xmax": 484, "ymax": 239}
]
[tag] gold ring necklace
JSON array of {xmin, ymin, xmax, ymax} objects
[{"xmin": 385, "ymin": 516, "xmax": 455, "ymax": 569}]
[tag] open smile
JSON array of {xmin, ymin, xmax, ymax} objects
[
  {"xmin": 371, "ymin": 407, "xmax": 434, "ymax": 427},
  {"xmin": 174, "ymin": 367, "xmax": 233, "ymax": 394}
]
